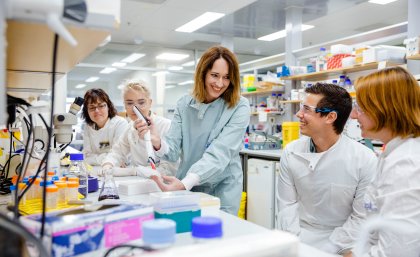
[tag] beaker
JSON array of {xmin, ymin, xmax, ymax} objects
[{"xmin": 98, "ymin": 168, "xmax": 120, "ymax": 201}]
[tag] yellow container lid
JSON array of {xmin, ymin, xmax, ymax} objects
[
  {"xmin": 46, "ymin": 186, "xmax": 58, "ymax": 193},
  {"xmin": 67, "ymin": 181, "xmax": 79, "ymax": 188},
  {"xmin": 54, "ymin": 182, "xmax": 67, "ymax": 188},
  {"xmin": 282, "ymin": 121, "xmax": 300, "ymax": 126}
]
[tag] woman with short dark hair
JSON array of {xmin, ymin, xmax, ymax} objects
[{"xmin": 81, "ymin": 88, "xmax": 128, "ymax": 166}]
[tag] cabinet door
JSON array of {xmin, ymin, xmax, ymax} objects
[{"xmin": 246, "ymin": 158, "xmax": 276, "ymax": 229}]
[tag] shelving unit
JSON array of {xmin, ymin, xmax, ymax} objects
[
  {"xmin": 407, "ymin": 54, "xmax": 420, "ymax": 60},
  {"xmin": 281, "ymin": 61, "xmax": 402, "ymax": 81},
  {"xmin": 242, "ymin": 88, "xmax": 283, "ymax": 96}
]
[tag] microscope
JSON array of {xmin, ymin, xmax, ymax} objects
[{"xmin": 53, "ymin": 97, "xmax": 84, "ymax": 144}]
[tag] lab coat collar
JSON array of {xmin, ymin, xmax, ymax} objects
[
  {"xmin": 292, "ymin": 135, "xmax": 343, "ymax": 171},
  {"xmin": 381, "ymin": 136, "xmax": 412, "ymax": 158},
  {"xmin": 189, "ymin": 97, "xmax": 223, "ymax": 120}
]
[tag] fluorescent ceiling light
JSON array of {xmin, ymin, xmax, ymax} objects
[
  {"xmin": 182, "ymin": 59, "xmax": 199, "ymax": 67},
  {"xmin": 178, "ymin": 80, "xmax": 194, "ymax": 86},
  {"xmin": 165, "ymin": 85, "xmax": 176, "ymax": 89},
  {"xmin": 368, "ymin": 0, "xmax": 398, "ymax": 4},
  {"xmin": 152, "ymin": 71, "xmax": 169, "ymax": 76},
  {"xmin": 85, "ymin": 77, "xmax": 99, "ymax": 82},
  {"xmin": 176, "ymin": 12, "xmax": 225, "ymax": 33},
  {"xmin": 120, "ymin": 53, "xmax": 145, "ymax": 63},
  {"xmin": 117, "ymin": 84, "xmax": 124, "ymax": 89},
  {"xmin": 258, "ymin": 24, "xmax": 314, "ymax": 41},
  {"xmin": 168, "ymin": 66, "xmax": 183, "ymax": 71},
  {"xmin": 112, "ymin": 62, "xmax": 127, "ymax": 67},
  {"xmin": 100, "ymin": 67, "xmax": 117, "ymax": 74},
  {"xmin": 75, "ymin": 84, "xmax": 87, "ymax": 89},
  {"xmin": 156, "ymin": 53, "xmax": 189, "ymax": 61}
]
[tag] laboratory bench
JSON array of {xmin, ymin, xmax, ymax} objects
[{"xmin": 0, "ymin": 175, "xmax": 335, "ymax": 257}]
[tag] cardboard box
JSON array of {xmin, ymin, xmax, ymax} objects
[{"xmin": 21, "ymin": 204, "xmax": 154, "ymax": 257}]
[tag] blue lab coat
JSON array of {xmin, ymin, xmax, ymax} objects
[{"xmin": 158, "ymin": 95, "xmax": 250, "ymax": 214}]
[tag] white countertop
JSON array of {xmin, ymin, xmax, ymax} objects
[{"xmin": 240, "ymin": 148, "xmax": 282, "ymax": 159}]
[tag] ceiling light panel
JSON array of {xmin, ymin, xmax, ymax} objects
[
  {"xmin": 85, "ymin": 77, "xmax": 99, "ymax": 82},
  {"xmin": 75, "ymin": 84, "xmax": 87, "ymax": 89},
  {"xmin": 100, "ymin": 68, "xmax": 117, "ymax": 74},
  {"xmin": 112, "ymin": 62, "xmax": 127, "ymax": 67},
  {"xmin": 156, "ymin": 53, "xmax": 189, "ymax": 61},
  {"xmin": 178, "ymin": 80, "xmax": 194, "ymax": 85},
  {"xmin": 258, "ymin": 24, "xmax": 314, "ymax": 41},
  {"xmin": 368, "ymin": 0, "xmax": 398, "ymax": 4},
  {"xmin": 175, "ymin": 12, "xmax": 225, "ymax": 33},
  {"xmin": 120, "ymin": 53, "xmax": 145, "ymax": 63}
]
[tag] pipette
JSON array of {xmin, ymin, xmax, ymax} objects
[{"xmin": 133, "ymin": 105, "xmax": 157, "ymax": 170}]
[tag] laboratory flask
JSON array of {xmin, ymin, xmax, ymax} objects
[{"xmin": 98, "ymin": 168, "xmax": 120, "ymax": 201}]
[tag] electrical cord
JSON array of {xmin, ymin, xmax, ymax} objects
[
  {"xmin": 0, "ymin": 213, "xmax": 51, "ymax": 257},
  {"xmin": 103, "ymin": 244, "xmax": 154, "ymax": 257},
  {"xmin": 40, "ymin": 33, "xmax": 59, "ymax": 239}
]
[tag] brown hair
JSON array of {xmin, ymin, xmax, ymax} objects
[
  {"xmin": 355, "ymin": 66, "xmax": 420, "ymax": 137},
  {"xmin": 305, "ymin": 82, "xmax": 352, "ymax": 134},
  {"xmin": 81, "ymin": 88, "xmax": 118, "ymax": 126},
  {"xmin": 193, "ymin": 46, "xmax": 241, "ymax": 108}
]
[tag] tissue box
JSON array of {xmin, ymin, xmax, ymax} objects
[
  {"xmin": 362, "ymin": 45, "xmax": 405, "ymax": 64},
  {"xmin": 21, "ymin": 204, "xmax": 154, "ymax": 257}
]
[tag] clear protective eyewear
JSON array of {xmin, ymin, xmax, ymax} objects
[
  {"xmin": 352, "ymin": 101, "xmax": 364, "ymax": 115},
  {"xmin": 88, "ymin": 103, "xmax": 107, "ymax": 112},
  {"xmin": 124, "ymin": 99, "xmax": 148, "ymax": 109},
  {"xmin": 299, "ymin": 102, "xmax": 337, "ymax": 114}
]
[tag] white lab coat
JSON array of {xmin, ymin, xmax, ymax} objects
[
  {"xmin": 361, "ymin": 136, "xmax": 420, "ymax": 257},
  {"xmin": 83, "ymin": 116, "xmax": 128, "ymax": 165},
  {"xmin": 102, "ymin": 114, "xmax": 178, "ymax": 176},
  {"xmin": 277, "ymin": 135, "xmax": 377, "ymax": 254}
]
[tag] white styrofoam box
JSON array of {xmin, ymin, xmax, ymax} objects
[
  {"xmin": 330, "ymin": 44, "xmax": 353, "ymax": 55},
  {"xmin": 362, "ymin": 45, "xmax": 405, "ymax": 64},
  {"xmin": 404, "ymin": 37, "xmax": 420, "ymax": 56},
  {"xmin": 342, "ymin": 56, "xmax": 356, "ymax": 68},
  {"xmin": 118, "ymin": 179, "xmax": 161, "ymax": 195}
]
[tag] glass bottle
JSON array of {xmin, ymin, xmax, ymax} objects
[
  {"xmin": 98, "ymin": 168, "xmax": 120, "ymax": 201},
  {"xmin": 68, "ymin": 153, "xmax": 88, "ymax": 199}
]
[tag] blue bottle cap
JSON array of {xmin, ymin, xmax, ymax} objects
[
  {"xmin": 10, "ymin": 185, "xmax": 16, "ymax": 191},
  {"xmin": 52, "ymin": 176, "xmax": 59, "ymax": 181},
  {"xmin": 40, "ymin": 181, "xmax": 54, "ymax": 187},
  {"xmin": 70, "ymin": 153, "xmax": 84, "ymax": 161},
  {"xmin": 191, "ymin": 217, "xmax": 223, "ymax": 239},
  {"xmin": 142, "ymin": 219, "xmax": 176, "ymax": 246}
]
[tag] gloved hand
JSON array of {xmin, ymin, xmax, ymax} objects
[
  {"xmin": 133, "ymin": 166, "xmax": 162, "ymax": 179},
  {"xmin": 112, "ymin": 167, "xmax": 137, "ymax": 177},
  {"xmin": 97, "ymin": 163, "xmax": 114, "ymax": 177}
]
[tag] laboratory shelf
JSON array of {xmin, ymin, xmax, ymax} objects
[
  {"xmin": 281, "ymin": 61, "xmax": 402, "ymax": 81},
  {"xmin": 407, "ymin": 54, "xmax": 420, "ymax": 60}
]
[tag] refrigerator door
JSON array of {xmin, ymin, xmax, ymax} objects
[{"xmin": 246, "ymin": 158, "xmax": 277, "ymax": 229}]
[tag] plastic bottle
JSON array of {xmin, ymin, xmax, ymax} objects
[
  {"xmin": 316, "ymin": 47, "xmax": 328, "ymax": 72},
  {"xmin": 9, "ymin": 185, "xmax": 16, "ymax": 206},
  {"xmin": 67, "ymin": 181, "xmax": 79, "ymax": 202},
  {"xmin": 142, "ymin": 219, "xmax": 176, "ymax": 249},
  {"xmin": 46, "ymin": 185, "xmax": 58, "ymax": 209},
  {"xmin": 191, "ymin": 217, "xmax": 223, "ymax": 243},
  {"xmin": 344, "ymin": 78, "xmax": 352, "ymax": 91},
  {"xmin": 338, "ymin": 75, "xmax": 346, "ymax": 87},
  {"xmin": 68, "ymin": 153, "xmax": 88, "ymax": 199},
  {"xmin": 54, "ymin": 182, "xmax": 67, "ymax": 204},
  {"xmin": 244, "ymin": 134, "xmax": 249, "ymax": 149}
]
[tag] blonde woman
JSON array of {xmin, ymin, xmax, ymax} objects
[{"xmin": 102, "ymin": 81, "xmax": 176, "ymax": 176}]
